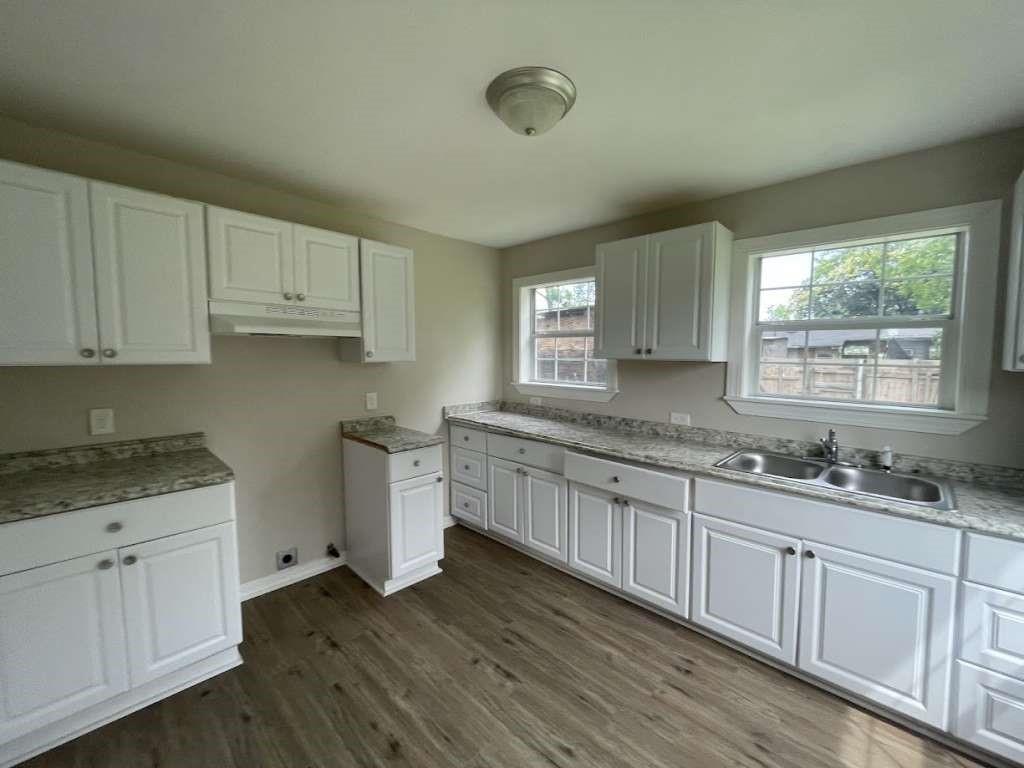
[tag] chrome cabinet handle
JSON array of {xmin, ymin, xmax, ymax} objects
[
  {"xmin": 365, "ymin": 350, "xmax": 374, "ymax": 359},
  {"xmin": 97, "ymin": 558, "xmax": 114, "ymax": 570},
  {"xmin": 464, "ymin": 465, "xmax": 470, "ymax": 470},
  {"xmin": 106, "ymin": 522, "xmax": 123, "ymax": 533},
  {"xmin": 635, "ymin": 348, "xmax": 642, "ymax": 354},
  {"xmin": 785, "ymin": 546, "xmax": 796, "ymax": 556},
  {"xmin": 283, "ymin": 292, "xmax": 293, "ymax": 300},
  {"xmin": 297, "ymin": 293, "xmax": 306, "ymax": 301},
  {"xmin": 123, "ymin": 555, "xmax": 138, "ymax": 566},
  {"xmin": 613, "ymin": 497, "xmax": 621, "ymax": 504},
  {"xmin": 463, "ymin": 435, "xmax": 470, "ymax": 441},
  {"xmin": 413, "ymin": 459, "xmax": 421, "ymax": 467},
  {"xmin": 610, "ymin": 476, "xmax": 620, "ymax": 483},
  {"xmin": 80, "ymin": 348, "xmax": 96, "ymax": 358},
  {"xmin": 518, "ymin": 448, "xmax": 526, "ymax": 454},
  {"xmin": 621, "ymin": 499, "xmax": 630, "ymax": 507},
  {"xmin": 645, "ymin": 348, "xmax": 652, "ymax": 354},
  {"xmin": 804, "ymin": 550, "xmax": 816, "ymax": 559},
  {"xmin": 463, "ymin": 502, "xmax": 470, "ymax": 509},
  {"xmin": 436, "ymin": 476, "xmax": 443, "ymax": 483},
  {"xmin": 102, "ymin": 348, "xmax": 117, "ymax": 358}
]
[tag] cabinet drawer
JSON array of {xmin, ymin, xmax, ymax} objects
[
  {"xmin": 451, "ymin": 446, "xmax": 487, "ymax": 491},
  {"xmin": 450, "ymin": 425, "xmax": 487, "ymax": 453},
  {"xmin": 955, "ymin": 662, "xmax": 1024, "ymax": 764},
  {"xmin": 564, "ymin": 452, "xmax": 688, "ymax": 512},
  {"xmin": 387, "ymin": 445, "xmax": 442, "ymax": 483},
  {"xmin": 964, "ymin": 533, "xmax": 1024, "ymax": 593},
  {"xmin": 487, "ymin": 433, "xmax": 564, "ymax": 474},
  {"xmin": 961, "ymin": 582, "xmax": 1024, "ymax": 681},
  {"xmin": 0, "ymin": 483, "xmax": 235, "ymax": 577},
  {"xmin": 451, "ymin": 481, "xmax": 487, "ymax": 530}
]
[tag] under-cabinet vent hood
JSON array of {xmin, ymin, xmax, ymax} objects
[{"xmin": 209, "ymin": 301, "xmax": 361, "ymax": 338}]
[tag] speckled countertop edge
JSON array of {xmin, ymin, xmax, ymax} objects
[
  {"xmin": 340, "ymin": 415, "xmax": 445, "ymax": 454},
  {"xmin": 446, "ymin": 410, "xmax": 1024, "ymax": 540}
]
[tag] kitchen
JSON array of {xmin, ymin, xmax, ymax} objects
[{"xmin": 1, "ymin": 2, "xmax": 1024, "ymax": 767}]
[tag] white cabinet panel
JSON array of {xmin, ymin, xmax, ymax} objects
[
  {"xmin": 359, "ymin": 239, "xmax": 415, "ymax": 362},
  {"xmin": 294, "ymin": 224, "xmax": 360, "ymax": 311},
  {"xmin": 522, "ymin": 466, "xmax": 568, "ymax": 563},
  {"xmin": 955, "ymin": 662, "xmax": 1024, "ymax": 764},
  {"xmin": 645, "ymin": 226, "xmax": 708, "ymax": 360},
  {"xmin": 90, "ymin": 182, "xmax": 209, "ymax": 364},
  {"xmin": 1004, "ymin": 168, "xmax": 1024, "ymax": 372},
  {"xmin": 623, "ymin": 500, "xmax": 689, "ymax": 617},
  {"xmin": 388, "ymin": 472, "xmax": 444, "ymax": 579},
  {"xmin": 691, "ymin": 514, "xmax": 800, "ymax": 663},
  {"xmin": 798, "ymin": 542, "xmax": 955, "ymax": 728},
  {"xmin": 595, "ymin": 235, "xmax": 646, "ymax": 359},
  {"xmin": 960, "ymin": 583, "xmax": 1024, "ymax": 682},
  {"xmin": 120, "ymin": 522, "xmax": 241, "ymax": 686},
  {"xmin": 451, "ymin": 481, "xmax": 487, "ymax": 530},
  {"xmin": 0, "ymin": 551, "xmax": 128, "ymax": 741},
  {"xmin": 207, "ymin": 206, "xmax": 293, "ymax": 304},
  {"xmin": 488, "ymin": 457, "xmax": 524, "ymax": 542},
  {"xmin": 0, "ymin": 160, "xmax": 98, "ymax": 365},
  {"xmin": 567, "ymin": 483, "xmax": 622, "ymax": 588},
  {"xmin": 451, "ymin": 446, "xmax": 488, "ymax": 491}
]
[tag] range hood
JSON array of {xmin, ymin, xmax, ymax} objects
[{"xmin": 209, "ymin": 300, "xmax": 361, "ymax": 337}]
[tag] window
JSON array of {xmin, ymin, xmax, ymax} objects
[
  {"xmin": 726, "ymin": 202, "xmax": 1002, "ymax": 434},
  {"xmin": 513, "ymin": 268, "xmax": 618, "ymax": 401}
]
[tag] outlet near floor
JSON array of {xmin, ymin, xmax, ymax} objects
[{"xmin": 276, "ymin": 547, "xmax": 298, "ymax": 570}]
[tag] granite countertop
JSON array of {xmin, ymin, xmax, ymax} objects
[
  {"xmin": 0, "ymin": 433, "xmax": 234, "ymax": 525},
  {"xmin": 340, "ymin": 415, "xmax": 444, "ymax": 454},
  {"xmin": 447, "ymin": 409, "xmax": 1024, "ymax": 540}
]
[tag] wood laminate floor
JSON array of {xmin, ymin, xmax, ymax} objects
[{"xmin": 24, "ymin": 526, "xmax": 985, "ymax": 768}]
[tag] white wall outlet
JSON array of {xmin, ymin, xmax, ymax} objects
[
  {"xmin": 276, "ymin": 547, "xmax": 297, "ymax": 571},
  {"xmin": 365, "ymin": 392, "xmax": 378, "ymax": 410},
  {"xmin": 529, "ymin": 397, "xmax": 542, "ymax": 405},
  {"xmin": 89, "ymin": 408, "xmax": 115, "ymax": 436},
  {"xmin": 670, "ymin": 412, "xmax": 691, "ymax": 426}
]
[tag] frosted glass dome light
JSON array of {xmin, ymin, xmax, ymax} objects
[{"xmin": 486, "ymin": 67, "xmax": 576, "ymax": 137}]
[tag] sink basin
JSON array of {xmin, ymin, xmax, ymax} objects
[
  {"xmin": 822, "ymin": 466, "xmax": 947, "ymax": 505},
  {"xmin": 714, "ymin": 450, "xmax": 955, "ymax": 510},
  {"xmin": 717, "ymin": 451, "xmax": 826, "ymax": 480}
]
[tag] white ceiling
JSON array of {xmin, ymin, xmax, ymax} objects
[{"xmin": 2, "ymin": 1, "xmax": 1023, "ymax": 248}]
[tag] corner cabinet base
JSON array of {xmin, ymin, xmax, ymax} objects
[
  {"xmin": 347, "ymin": 559, "xmax": 442, "ymax": 597},
  {"xmin": 0, "ymin": 647, "xmax": 242, "ymax": 768}
]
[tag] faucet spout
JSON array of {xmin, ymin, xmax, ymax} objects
[{"xmin": 820, "ymin": 428, "xmax": 840, "ymax": 464}]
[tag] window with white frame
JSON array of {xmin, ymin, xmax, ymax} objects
[
  {"xmin": 726, "ymin": 202, "xmax": 1001, "ymax": 434},
  {"xmin": 513, "ymin": 268, "xmax": 617, "ymax": 401}
]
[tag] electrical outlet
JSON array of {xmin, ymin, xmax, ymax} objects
[
  {"xmin": 529, "ymin": 397, "xmax": 542, "ymax": 405},
  {"xmin": 89, "ymin": 408, "xmax": 115, "ymax": 436},
  {"xmin": 365, "ymin": 392, "xmax": 378, "ymax": 410},
  {"xmin": 670, "ymin": 412, "xmax": 691, "ymax": 426},
  {"xmin": 276, "ymin": 547, "xmax": 298, "ymax": 571}
]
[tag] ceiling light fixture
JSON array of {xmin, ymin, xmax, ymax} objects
[{"xmin": 486, "ymin": 66, "xmax": 576, "ymax": 137}]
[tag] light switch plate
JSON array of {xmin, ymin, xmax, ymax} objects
[
  {"xmin": 670, "ymin": 412, "xmax": 691, "ymax": 426},
  {"xmin": 365, "ymin": 392, "xmax": 378, "ymax": 410},
  {"xmin": 89, "ymin": 408, "xmax": 115, "ymax": 436}
]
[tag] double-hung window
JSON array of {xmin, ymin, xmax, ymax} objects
[
  {"xmin": 726, "ymin": 202, "xmax": 1001, "ymax": 434},
  {"xmin": 512, "ymin": 267, "xmax": 618, "ymax": 402}
]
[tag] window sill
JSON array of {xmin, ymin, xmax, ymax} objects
[
  {"xmin": 511, "ymin": 381, "xmax": 620, "ymax": 403},
  {"xmin": 723, "ymin": 395, "xmax": 986, "ymax": 435}
]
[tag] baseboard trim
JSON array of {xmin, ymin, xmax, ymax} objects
[
  {"xmin": 443, "ymin": 514, "xmax": 457, "ymax": 528},
  {"xmin": 240, "ymin": 553, "xmax": 348, "ymax": 601}
]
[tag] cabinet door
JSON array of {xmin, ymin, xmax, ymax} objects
[
  {"xmin": 1004, "ymin": 169, "xmax": 1024, "ymax": 372},
  {"xmin": 294, "ymin": 224, "xmax": 360, "ymax": 311},
  {"xmin": 645, "ymin": 224, "xmax": 709, "ymax": 360},
  {"xmin": 0, "ymin": 160, "xmax": 99, "ymax": 365},
  {"xmin": 451, "ymin": 481, "xmax": 487, "ymax": 530},
  {"xmin": 360, "ymin": 239, "xmax": 415, "ymax": 362},
  {"xmin": 691, "ymin": 514, "xmax": 800, "ymax": 664},
  {"xmin": 0, "ymin": 551, "xmax": 128, "ymax": 742},
  {"xmin": 90, "ymin": 182, "xmax": 210, "ymax": 364},
  {"xmin": 959, "ymin": 583, "xmax": 1024, "ymax": 682},
  {"xmin": 488, "ymin": 457, "xmax": 525, "ymax": 543},
  {"xmin": 207, "ymin": 206, "xmax": 293, "ymax": 304},
  {"xmin": 594, "ymin": 235, "xmax": 646, "ymax": 359},
  {"xmin": 522, "ymin": 466, "xmax": 568, "ymax": 563},
  {"xmin": 120, "ymin": 522, "xmax": 242, "ymax": 686},
  {"xmin": 955, "ymin": 662, "xmax": 1024, "ymax": 765},
  {"xmin": 623, "ymin": 500, "xmax": 689, "ymax": 617},
  {"xmin": 388, "ymin": 472, "xmax": 443, "ymax": 579},
  {"xmin": 798, "ymin": 541, "xmax": 955, "ymax": 728},
  {"xmin": 567, "ymin": 483, "xmax": 622, "ymax": 587}
]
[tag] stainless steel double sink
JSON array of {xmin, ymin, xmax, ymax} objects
[{"xmin": 714, "ymin": 450, "xmax": 956, "ymax": 511}]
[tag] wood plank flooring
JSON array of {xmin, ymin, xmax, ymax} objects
[{"xmin": 24, "ymin": 525, "xmax": 985, "ymax": 768}]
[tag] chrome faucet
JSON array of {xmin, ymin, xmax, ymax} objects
[{"xmin": 820, "ymin": 429, "xmax": 840, "ymax": 464}]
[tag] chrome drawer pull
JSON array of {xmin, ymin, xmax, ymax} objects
[{"xmin": 106, "ymin": 522, "xmax": 123, "ymax": 533}]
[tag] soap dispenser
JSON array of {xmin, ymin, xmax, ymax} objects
[{"xmin": 880, "ymin": 445, "xmax": 894, "ymax": 473}]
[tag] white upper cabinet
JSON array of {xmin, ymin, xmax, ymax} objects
[
  {"xmin": 595, "ymin": 222, "xmax": 732, "ymax": 361},
  {"xmin": 293, "ymin": 224, "xmax": 360, "ymax": 311},
  {"xmin": 350, "ymin": 239, "xmax": 416, "ymax": 362},
  {"xmin": 1003, "ymin": 168, "xmax": 1024, "ymax": 371},
  {"xmin": 90, "ymin": 183, "xmax": 209, "ymax": 364},
  {"xmin": 207, "ymin": 207, "xmax": 294, "ymax": 304},
  {"xmin": 0, "ymin": 161, "xmax": 98, "ymax": 365}
]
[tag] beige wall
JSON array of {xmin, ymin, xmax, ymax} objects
[
  {"xmin": 502, "ymin": 128, "xmax": 1024, "ymax": 468},
  {"xmin": 0, "ymin": 116, "xmax": 503, "ymax": 582}
]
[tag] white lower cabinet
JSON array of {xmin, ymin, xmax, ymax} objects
[
  {"xmin": 488, "ymin": 457, "xmax": 525, "ymax": 543},
  {"xmin": 451, "ymin": 481, "xmax": 487, "ymax": 530},
  {"xmin": 691, "ymin": 514, "xmax": 800, "ymax": 663},
  {"xmin": 955, "ymin": 662, "xmax": 1024, "ymax": 764},
  {"xmin": 567, "ymin": 483, "xmax": 622, "ymax": 587},
  {"xmin": 622, "ymin": 499, "xmax": 689, "ymax": 617},
  {"xmin": 0, "ymin": 551, "xmax": 129, "ymax": 742},
  {"xmin": 120, "ymin": 523, "xmax": 242, "ymax": 686},
  {"xmin": 522, "ymin": 467, "xmax": 568, "ymax": 562},
  {"xmin": 389, "ymin": 473, "xmax": 444, "ymax": 579},
  {"xmin": 798, "ymin": 542, "xmax": 955, "ymax": 729}
]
